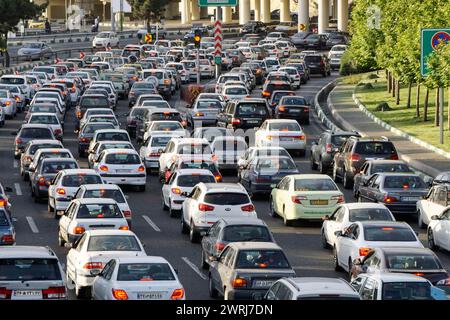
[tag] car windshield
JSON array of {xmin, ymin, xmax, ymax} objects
[
  {"xmin": 364, "ymin": 226, "xmax": 417, "ymax": 241},
  {"xmin": 151, "ymin": 122, "xmax": 182, "ymax": 131},
  {"xmin": 87, "ymin": 235, "xmax": 141, "ymax": 252},
  {"xmin": 0, "ymin": 210, "xmax": 10, "ymax": 226},
  {"xmin": 105, "ymin": 153, "xmax": 141, "ymax": 165},
  {"xmin": 117, "ymin": 263, "xmax": 176, "ymax": 281},
  {"xmin": 223, "ymin": 226, "xmax": 271, "ymax": 242},
  {"xmin": 386, "ymin": 253, "xmax": 441, "ymax": 270},
  {"xmin": 256, "ymin": 158, "xmax": 296, "ymax": 171},
  {"xmin": 0, "ymin": 78, "xmax": 25, "ymax": 85},
  {"xmin": 269, "ymin": 122, "xmax": 301, "ymax": 131},
  {"xmin": 20, "ymin": 128, "xmax": 53, "ymax": 139},
  {"xmin": 97, "ymin": 132, "xmax": 129, "ymax": 141},
  {"xmin": 235, "ymin": 250, "xmax": 290, "ymax": 269},
  {"xmin": 150, "ymin": 136, "xmax": 172, "ymax": 147},
  {"xmin": 354, "ymin": 142, "xmax": 396, "ymax": 155},
  {"xmin": 236, "ymin": 103, "xmax": 268, "ymax": 116},
  {"xmin": 97, "ymin": 32, "xmax": 111, "ymax": 38},
  {"xmin": 29, "ymin": 115, "xmax": 59, "ymax": 125},
  {"xmin": 372, "ymin": 164, "xmax": 412, "ymax": 174},
  {"xmin": 30, "ymin": 105, "xmax": 57, "ymax": 113},
  {"xmin": 76, "ymin": 203, "xmax": 122, "ymax": 218},
  {"xmin": 133, "ymin": 82, "xmax": 155, "ymax": 89},
  {"xmin": 294, "ymin": 178, "xmax": 338, "ymax": 191},
  {"xmin": 180, "ymin": 161, "xmax": 216, "ymax": 171},
  {"xmin": 142, "ymin": 101, "xmax": 170, "ymax": 108},
  {"xmin": 383, "ymin": 176, "xmax": 426, "ymax": 189},
  {"xmin": 225, "ymin": 87, "xmax": 247, "ymax": 95},
  {"xmin": 23, "ymin": 43, "xmax": 42, "ymax": 49},
  {"xmin": 62, "ymin": 174, "xmax": 102, "ymax": 187},
  {"xmin": 83, "ymin": 124, "xmax": 115, "ymax": 134},
  {"xmin": 178, "ymin": 144, "xmax": 212, "ymax": 155},
  {"xmin": 349, "ymin": 208, "xmax": 394, "ymax": 222},
  {"xmin": 197, "ymin": 101, "xmax": 222, "ymax": 109},
  {"xmin": 204, "ymin": 192, "xmax": 249, "ymax": 205},
  {"xmin": 177, "ymin": 174, "xmax": 216, "ymax": 187},
  {"xmin": 81, "ymin": 97, "xmax": 109, "ymax": 107},
  {"xmin": 0, "ymin": 259, "xmax": 61, "ymax": 281},
  {"xmin": 103, "ymin": 75, "xmax": 123, "ymax": 82},
  {"xmin": 84, "ymin": 189, "xmax": 125, "ymax": 203},
  {"xmin": 42, "ymin": 161, "xmax": 77, "ymax": 173},
  {"xmin": 281, "ymin": 97, "xmax": 307, "ymax": 105},
  {"xmin": 265, "ymin": 60, "xmax": 279, "ymax": 66},
  {"xmin": 382, "ymin": 282, "xmax": 432, "ymax": 300}
]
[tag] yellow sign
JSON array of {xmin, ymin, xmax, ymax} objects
[
  {"xmin": 145, "ymin": 33, "xmax": 152, "ymax": 43},
  {"xmin": 194, "ymin": 35, "xmax": 201, "ymax": 42},
  {"xmin": 299, "ymin": 24, "xmax": 306, "ymax": 31}
]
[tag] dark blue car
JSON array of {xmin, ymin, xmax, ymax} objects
[
  {"xmin": 0, "ymin": 208, "xmax": 15, "ymax": 245},
  {"xmin": 239, "ymin": 156, "xmax": 299, "ymax": 197}
]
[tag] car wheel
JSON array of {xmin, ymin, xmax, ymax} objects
[
  {"xmin": 169, "ymin": 205, "xmax": 178, "ymax": 218},
  {"xmin": 209, "ymin": 275, "xmax": 219, "ymax": 298},
  {"xmin": 189, "ymin": 221, "xmax": 200, "ymax": 243},
  {"xmin": 333, "ymin": 246, "xmax": 343, "ymax": 271},
  {"xmin": 310, "ymin": 153, "xmax": 318, "ymax": 170},
  {"xmin": 321, "ymin": 230, "xmax": 330, "ymax": 249},
  {"xmin": 428, "ymin": 229, "xmax": 438, "ymax": 251},
  {"xmin": 180, "ymin": 214, "xmax": 189, "ymax": 234},
  {"xmin": 269, "ymin": 197, "xmax": 277, "ymax": 218},
  {"xmin": 48, "ymin": 200, "xmax": 54, "ymax": 213},
  {"xmin": 417, "ymin": 210, "xmax": 425, "ymax": 229},
  {"xmin": 332, "ymin": 165, "xmax": 341, "ymax": 182},
  {"xmin": 201, "ymin": 250, "xmax": 209, "ymax": 270},
  {"xmin": 343, "ymin": 170, "xmax": 353, "ymax": 189},
  {"xmin": 283, "ymin": 206, "xmax": 293, "ymax": 226}
]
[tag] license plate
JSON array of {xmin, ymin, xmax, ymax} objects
[
  {"xmin": 310, "ymin": 200, "xmax": 329, "ymax": 205},
  {"xmin": 253, "ymin": 280, "xmax": 274, "ymax": 288},
  {"xmin": 13, "ymin": 290, "xmax": 42, "ymax": 298},
  {"xmin": 137, "ymin": 292, "xmax": 164, "ymax": 300},
  {"xmin": 290, "ymin": 109, "xmax": 301, "ymax": 113},
  {"xmin": 401, "ymin": 197, "xmax": 420, "ymax": 202},
  {"xmin": 246, "ymin": 120, "xmax": 259, "ymax": 124},
  {"xmin": 280, "ymin": 137, "xmax": 293, "ymax": 142},
  {"xmin": 116, "ymin": 169, "xmax": 131, "ymax": 173}
]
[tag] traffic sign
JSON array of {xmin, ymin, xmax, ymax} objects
[
  {"xmin": 213, "ymin": 20, "xmax": 223, "ymax": 65},
  {"xmin": 145, "ymin": 33, "xmax": 152, "ymax": 43},
  {"xmin": 214, "ymin": 56, "xmax": 222, "ymax": 65},
  {"xmin": 299, "ymin": 24, "xmax": 306, "ymax": 31},
  {"xmin": 420, "ymin": 28, "xmax": 450, "ymax": 76},
  {"xmin": 198, "ymin": 0, "xmax": 237, "ymax": 7}
]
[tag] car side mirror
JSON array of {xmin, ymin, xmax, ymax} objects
[
  {"xmin": 334, "ymin": 231, "xmax": 343, "ymax": 237},
  {"xmin": 353, "ymin": 258, "xmax": 362, "ymax": 266},
  {"xmin": 322, "ymin": 215, "xmax": 329, "ymax": 221},
  {"xmin": 209, "ymin": 256, "xmax": 217, "ymax": 262},
  {"xmin": 431, "ymin": 215, "xmax": 440, "ymax": 220}
]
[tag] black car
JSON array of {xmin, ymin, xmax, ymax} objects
[
  {"xmin": 275, "ymin": 95, "xmax": 310, "ymax": 124},
  {"xmin": 300, "ymin": 33, "xmax": 329, "ymax": 49},
  {"xmin": 310, "ymin": 130, "xmax": 361, "ymax": 174},
  {"xmin": 216, "ymin": 99, "xmax": 272, "ymax": 130},
  {"xmin": 261, "ymin": 81, "xmax": 292, "ymax": 99},
  {"xmin": 241, "ymin": 21, "xmax": 267, "ymax": 34},
  {"xmin": 75, "ymin": 94, "xmax": 110, "ymax": 129},
  {"xmin": 304, "ymin": 54, "xmax": 331, "ymax": 77},
  {"xmin": 326, "ymin": 34, "xmax": 348, "ymax": 47},
  {"xmin": 289, "ymin": 32, "xmax": 313, "ymax": 47},
  {"xmin": 353, "ymin": 160, "xmax": 413, "ymax": 198}
]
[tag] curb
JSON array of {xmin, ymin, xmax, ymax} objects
[{"xmin": 313, "ymin": 79, "xmax": 342, "ymax": 132}]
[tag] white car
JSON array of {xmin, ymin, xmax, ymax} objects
[
  {"xmin": 0, "ymin": 89, "xmax": 17, "ymax": 118},
  {"xmin": 73, "ymin": 184, "xmax": 133, "ymax": 226},
  {"xmin": 0, "ymin": 75, "xmax": 32, "ymax": 100},
  {"xmin": 427, "ymin": 205, "xmax": 450, "ymax": 252},
  {"xmin": 165, "ymin": 62, "xmax": 190, "ymax": 83},
  {"xmin": 274, "ymin": 41, "xmax": 297, "ymax": 58},
  {"xmin": 48, "ymin": 169, "xmax": 103, "ymax": 218},
  {"xmin": 140, "ymin": 133, "xmax": 182, "ymax": 171},
  {"xmin": 92, "ymin": 256, "xmax": 185, "ymax": 300},
  {"xmin": 222, "ymin": 85, "xmax": 249, "ymax": 102},
  {"xmin": 79, "ymin": 108, "xmax": 115, "ymax": 131},
  {"xmin": 142, "ymin": 120, "xmax": 186, "ymax": 143},
  {"xmin": 255, "ymin": 119, "xmax": 306, "ymax": 156},
  {"xmin": 88, "ymin": 140, "xmax": 134, "ymax": 168},
  {"xmin": 199, "ymin": 59, "xmax": 214, "ymax": 78},
  {"xmin": 328, "ymin": 45, "xmax": 348, "ymax": 58},
  {"xmin": 93, "ymin": 149, "xmax": 147, "ymax": 191},
  {"xmin": 278, "ymin": 67, "xmax": 301, "ymax": 89},
  {"xmin": 215, "ymin": 73, "xmax": 245, "ymax": 94},
  {"xmin": 334, "ymin": 221, "xmax": 424, "ymax": 273},
  {"xmin": 321, "ymin": 203, "xmax": 396, "ymax": 249},
  {"xmin": 237, "ymin": 146, "xmax": 293, "ymax": 170},
  {"xmin": 158, "ymin": 138, "xmax": 214, "ymax": 179},
  {"xmin": 263, "ymin": 58, "xmax": 281, "ymax": 73},
  {"xmin": 26, "ymin": 112, "xmax": 63, "ymax": 140},
  {"xmin": 181, "ymin": 183, "xmax": 257, "ymax": 243},
  {"xmin": 58, "ymin": 198, "xmax": 129, "ymax": 246},
  {"xmin": 88, "ymin": 129, "xmax": 131, "ymax": 153},
  {"xmin": 261, "ymin": 44, "xmax": 282, "ymax": 59},
  {"xmin": 417, "ymin": 184, "xmax": 449, "ymax": 229},
  {"xmin": 66, "ymin": 230, "xmax": 146, "ymax": 299},
  {"xmin": 162, "ymin": 168, "xmax": 216, "ymax": 217},
  {"xmin": 211, "ymin": 136, "xmax": 247, "ymax": 170}
]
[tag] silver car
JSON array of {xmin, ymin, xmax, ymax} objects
[
  {"xmin": 186, "ymin": 99, "xmax": 224, "ymax": 127},
  {"xmin": 17, "ymin": 42, "xmax": 53, "ymax": 60}
]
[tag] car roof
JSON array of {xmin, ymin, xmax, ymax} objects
[
  {"xmin": 116, "ymin": 256, "xmax": 170, "ymax": 264},
  {"xmin": 340, "ymin": 202, "xmax": 390, "ymax": 210},
  {"xmin": 75, "ymin": 198, "xmax": 117, "ymax": 204},
  {"xmin": 289, "ymin": 174, "xmax": 333, "ymax": 180},
  {"xmin": 377, "ymin": 247, "xmax": 436, "ymax": 256},
  {"xmin": 81, "ymin": 183, "xmax": 122, "ymax": 190},
  {"xmin": 365, "ymin": 160, "xmax": 408, "ymax": 165},
  {"xmin": 95, "ymin": 129, "xmax": 128, "ymax": 134},
  {"xmin": 0, "ymin": 246, "xmax": 57, "ymax": 259},
  {"xmin": 218, "ymin": 217, "xmax": 268, "ymax": 227},
  {"xmin": 375, "ymin": 172, "xmax": 420, "ymax": 178},
  {"xmin": 201, "ymin": 182, "xmax": 246, "ymax": 192},
  {"xmin": 28, "ymin": 139, "xmax": 61, "ymax": 145},
  {"xmin": 59, "ymin": 169, "xmax": 98, "ymax": 175},
  {"xmin": 41, "ymin": 157, "xmax": 76, "ymax": 163},
  {"xmin": 265, "ymin": 119, "xmax": 300, "ymax": 124},
  {"xmin": 355, "ymin": 221, "xmax": 410, "ymax": 227},
  {"xmin": 228, "ymin": 242, "xmax": 281, "ymax": 250},
  {"xmin": 285, "ymin": 277, "xmax": 359, "ymax": 295},
  {"xmin": 21, "ymin": 124, "xmax": 52, "ymax": 129},
  {"xmin": 84, "ymin": 229, "xmax": 136, "ymax": 236},
  {"xmin": 174, "ymin": 169, "xmax": 215, "ymax": 176},
  {"xmin": 102, "ymin": 148, "xmax": 138, "ymax": 155}
]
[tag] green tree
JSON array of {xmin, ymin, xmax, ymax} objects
[
  {"xmin": 0, "ymin": 0, "xmax": 47, "ymax": 67},
  {"xmin": 128, "ymin": 0, "xmax": 168, "ymax": 30}
]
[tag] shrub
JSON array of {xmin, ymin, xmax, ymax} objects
[{"xmin": 375, "ymin": 102, "xmax": 392, "ymax": 112}]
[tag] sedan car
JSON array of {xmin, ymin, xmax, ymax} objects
[
  {"xmin": 209, "ymin": 242, "xmax": 296, "ymax": 300},
  {"xmin": 66, "ymin": 230, "xmax": 146, "ymax": 299},
  {"xmin": 186, "ymin": 99, "xmax": 224, "ymax": 128},
  {"xmin": 26, "ymin": 112, "xmax": 63, "ymax": 141},
  {"xmin": 427, "ymin": 205, "xmax": 450, "ymax": 253},
  {"xmin": 17, "ymin": 42, "xmax": 53, "ymax": 59},
  {"xmin": 14, "ymin": 124, "xmax": 55, "ymax": 159},
  {"xmin": 0, "ymin": 208, "xmax": 15, "ymax": 245},
  {"xmin": 20, "ymin": 139, "xmax": 63, "ymax": 181},
  {"xmin": 0, "ymin": 89, "xmax": 17, "ymax": 119},
  {"xmin": 417, "ymin": 184, "xmax": 449, "ymax": 229},
  {"xmin": 274, "ymin": 95, "xmax": 310, "ymax": 125},
  {"xmin": 92, "ymin": 256, "xmax": 185, "ymax": 300}
]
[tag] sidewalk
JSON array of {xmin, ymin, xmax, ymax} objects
[{"xmin": 327, "ymin": 83, "xmax": 450, "ymax": 177}]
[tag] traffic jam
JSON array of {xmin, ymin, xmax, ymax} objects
[{"xmin": 0, "ymin": 27, "xmax": 449, "ymax": 301}]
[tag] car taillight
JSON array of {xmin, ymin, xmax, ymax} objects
[
  {"xmin": 71, "ymin": 85, "xmax": 76, "ymax": 93},
  {"xmin": 42, "ymin": 286, "xmax": 66, "ymax": 299},
  {"xmin": 278, "ymin": 106, "xmax": 286, "ymax": 112},
  {"xmin": 74, "ymin": 226, "xmax": 85, "ymax": 234},
  {"xmin": 266, "ymin": 135, "xmax": 273, "ymax": 140},
  {"xmin": 4, "ymin": 101, "xmax": 11, "ymax": 106},
  {"xmin": 326, "ymin": 143, "xmax": 333, "ymax": 153},
  {"xmin": 112, "ymin": 289, "xmax": 128, "ymax": 300},
  {"xmin": 195, "ymin": 112, "xmax": 204, "ymax": 117},
  {"xmin": 171, "ymin": 187, "xmax": 181, "ymax": 194},
  {"xmin": 1, "ymin": 234, "xmax": 14, "ymax": 244},
  {"xmin": 231, "ymin": 277, "xmax": 247, "ymax": 288},
  {"xmin": 14, "ymin": 96, "xmax": 21, "ymax": 102},
  {"xmin": 148, "ymin": 152, "xmax": 160, "ymax": 158},
  {"xmin": 38, "ymin": 177, "xmax": 46, "ymax": 186},
  {"xmin": 241, "ymin": 204, "xmax": 255, "ymax": 212},
  {"xmin": 383, "ymin": 195, "xmax": 398, "ymax": 203},
  {"xmin": 0, "ymin": 199, "xmax": 8, "ymax": 206},
  {"xmin": 170, "ymin": 288, "xmax": 184, "ymax": 300},
  {"xmin": 137, "ymin": 166, "xmax": 145, "ymax": 172},
  {"xmin": 76, "ymin": 111, "xmax": 82, "ymax": 118},
  {"xmin": 54, "ymin": 129, "xmax": 62, "ymax": 135},
  {"xmin": 414, "ymin": 272, "xmax": 425, "ymax": 277},
  {"xmin": 164, "ymin": 79, "xmax": 170, "ymax": 85},
  {"xmin": 359, "ymin": 247, "xmax": 371, "ymax": 257},
  {"xmin": 390, "ymin": 154, "xmax": 399, "ymax": 160},
  {"xmin": 99, "ymin": 165, "xmax": 109, "ymax": 172},
  {"xmin": 119, "ymin": 225, "xmax": 129, "ymax": 230},
  {"xmin": 262, "ymin": 91, "xmax": 270, "ymax": 97},
  {"xmin": 331, "ymin": 195, "xmax": 345, "ymax": 203},
  {"xmin": 79, "ymin": 137, "xmax": 90, "ymax": 143},
  {"xmin": 291, "ymin": 195, "xmax": 307, "ymax": 204},
  {"xmin": 0, "ymin": 287, "xmax": 12, "ymax": 299},
  {"xmin": 122, "ymin": 210, "xmax": 131, "ymax": 218},
  {"xmin": 198, "ymin": 203, "xmax": 214, "ymax": 212},
  {"xmin": 56, "ymin": 188, "xmax": 66, "ymax": 195},
  {"xmin": 83, "ymin": 262, "xmax": 103, "ymax": 269},
  {"xmin": 350, "ymin": 153, "xmax": 360, "ymax": 161},
  {"xmin": 214, "ymin": 174, "xmax": 222, "ymax": 182},
  {"xmin": 215, "ymin": 242, "xmax": 225, "ymax": 251},
  {"xmin": 294, "ymin": 135, "xmax": 305, "ymax": 140},
  {"xmin": 15, "ymin": 137, "xmax": 22, "ymax": 145}
]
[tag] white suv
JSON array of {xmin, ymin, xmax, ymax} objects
[{"xmin": 181, "ymin": 183, "xmax": 257, "ymax": 243}]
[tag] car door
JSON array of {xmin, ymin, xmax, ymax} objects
[
  {"xmin": 162, "ymin": 172, "xmax": 177, "ymax": 205},
  {"xmin": 59, "ymin": 202, "xmax": 75, "ymax": 240},
  {"xmin": 333, "ymin": 142, "xmax": 347, "ymax": 177},
  {"xmin": 354, "ymin": 162, "xmax": 368, "ymax": 193},
  {"xmin": 183, "ymin": 186, "xmax": 201, "ymax": 224},
  {"xmin": 419, "ymin": 187, "xmax": 435, "ymax": 223},
  {"xmin": 325, "ymin": 207, "xmax": 345, "ymax": 245},
  {"xmin": 359, "ymin": 174, "xmax": 380, "ymax": 201},
  {"xmin": 218, "ymin": 248, "xmax": 236, "ymax": 295},
  {"xmin": 211, "ymin": 247, "xmax": 231, "ymax": 289},
  {"xmin": 67, "ymin": 233, "xmax": 87, "ymax": 279},
  {"xmin": 48, "ymin": 171, "xmax": 62, "ymax": 203},
  {"xmin": 203, "ymin": 221, "xmax": 221, "ymax": 258},
  {"xmin": 337, "ymin": 223, "xmax": 357, "ymax": 270},
  {"xmin": 95, "ymin": 260, "xmax": 116, "ymax": 300},
  {"xmin": 275, "ymin": 177, "xmax": 291, "ymax": 215},
  {"xmin": 435, "ymin": 208, "xmax": 450, "ymax": 250}
]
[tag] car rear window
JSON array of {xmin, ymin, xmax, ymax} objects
[
  {"xmin": 177, "ymin": 174, "xmax": 215, "ymax": 187},
  {"xmin": 81, "ymin": 97, "xmax": 109, "ymax": 108},
  {"xmin": 331, "ymin": 135, "xmax": 355, "ymax": 146},
  {"xmin": 151, "ymin": 122, "xmax": 182, "ymax": 131},
  {"xmin": 385, "ymin": 253, "xmax": 441, "ymax": 270},
  {"xmin": 197, "ymin": 101, "xmax": 222, "ymax": 109},
  {"xmin": 99, "ymin": 144, "xmax": 132, "ymax": 153},
  {"xmin": 383, "ymin": 176, "xmax": 426, "ymax": 189},
  {"xmin": 281, "ymin": 97, "xmax": 308, "ymax": 105},
  {"xmin": 294, "ymin": 178, "xmax": 338, "ymax": 191},
  {"xmin": 180, "ymin": 161, "xmax": 216, "ymax": 172},
  {"xmin": 97, "ymin": 132, "xmax": 129, "ymax": 141},
  {"xmin": 150, "ymin": 113, "xmax": 182, "ymax": 121},
  {"xmin": 151, "ymin": 136, "xmax": 172, "ymax": 147},
  {"xmin": 223, "ymin": 226, "xmax": 272, "ymax": 242},
  {"xmin": 0, "ymin": 258, "xmax": 61, "ymax": 281},
  {"xmin": 267, "ymin": 83, "xmax": 291, "ymax": 91},
  {"xmin": 354, "ymin": 142, "xmax": 396, "ymax": 155},
  {"xmin": 84, "ymin": 189, "xmax": 125, "ymax": 203},
  {"xmin": 256, "ymin": 158, "xmax": 297, "ymax": 171},
  {"xmin": 42, "ymin": 161, "xmax": 77, "ymax": 173},
  {"xmin": 62, "ymin": 174, "xmax": 102, "ymax": 187},
  {"xmin": 105, "ymin": 153, "xmax": 141, "ymax": 165},
  {"xmin": 225, "ymin": 87, "xmax": 247, "ymax": 95},
  {"xmin": 83, "ymin": 124, "xmax": 115, "ymax": 134},
  {"xmin": 363, "ymin": 226, "xmax": 417, "ymax": 241},
  {"xmin": 382, "ymin": 282, "xmax": 432, "ymax": 300},
  {"xmin": 117, "ymin": 263, "xmax": 175, "ymax": 281},
  {"xmin": 372, "ymin": 164, "xmax": 412, "ymax": 174},
  {"xmin": 76, "ymin": 203, "xmax": 123, "ymax": 219},
  {"xmin": 178, "ymin": 144, "xmax": 212, "ymax": 155},
  {"xmin": 204, "ymin": 192, "xmax": 249, "ymax": 205},
  {"xmin": 235, "ymin": 250, "xmax": 290, "ymax": 269},
  {"xmin": 304, "ymin": 56, "xmax": 322, "ymax": 63},
  {"xmin": 269, "ymin": 122, "xmax": 301, "ymax": 131},
  {"xmin": 236, "ymin": 103, "xmax": 269, "ymax": 116},
  {"xmin": 29, "ymin": 115, "xmax": 59, "ymax": 125},
  {"xmin": 87, "ymin": 235, "xmax": 141, "ymax": 251},
  {"xmin": 30, "ymin": 105, "xmax": 57, "ymax": 113},
  {"xmin": 29, "ymin": 144, "xmax": 61, "ymax": 155},
  {"xmin": 21, "ymin": 128, "xmax": 53, "ymax": 139},
  {"xmin": 348, "ymin": 208, "xmax": 395, "ymax": 222},
  {"xmin": 40, "ymin": 151, "xmax": 71, "ymax": 160}
]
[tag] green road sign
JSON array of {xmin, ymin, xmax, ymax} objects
[
  {"xmin": 214, "ymin": 56, "xmax": 222, "ymax": 64},
  {"xmin": 198, "ymin": 0, "xmax": 237, "ymax": 7},
  {"xmin": 421, "ymin": 28, "xmax": 450, "ymax": 76}
]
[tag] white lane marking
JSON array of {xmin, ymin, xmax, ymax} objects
[
  {"xmin": 142, "ymin": 215, "xmax": 161, "ymax": 232},
  {"xmin": 14, "ymin": 183, "xmax": 22, "ymax": 196},
  {"xmin": 13, "ymin": 160, "xmax": 18, "ymax": 168},
  {"xmin": 182, "ymin": 257, "xmax": 207, "ymax": 280},
  {"xmin": 26, "ymin": 216, "xmax": 39, "ymax": 233}
]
